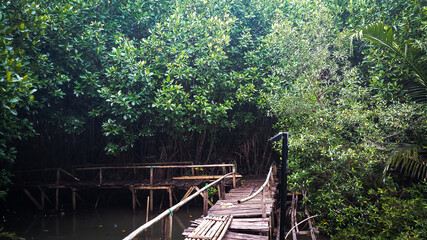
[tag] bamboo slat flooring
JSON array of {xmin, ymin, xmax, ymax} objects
[{"xmin": 183, "ymin": 178, "xmax": 277, "ymax": 240}]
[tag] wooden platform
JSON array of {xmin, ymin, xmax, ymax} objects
[{"xmin": 183, "ymin": 178, "xmax": 277, "ymax": 240}]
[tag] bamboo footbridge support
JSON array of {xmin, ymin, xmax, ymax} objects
[
  {"xmin": 15, "ymin": 162, "xmax": 241, "ymax": 212},
  {"xmin": 122, "ymin": 163, "xmax": 278, "ymax": 240}
]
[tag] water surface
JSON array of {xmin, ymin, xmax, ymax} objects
[{"xmin": 4, "ymin": 207, "xmax": 202, "ymax": 240}]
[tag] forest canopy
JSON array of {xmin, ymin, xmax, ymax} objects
[{"xmin": 1, "ymin": 0, "xmax": 426, "ymax": 238}]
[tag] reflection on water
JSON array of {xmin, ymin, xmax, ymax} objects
[{"xmin": 3, "ymin": 207, "xmax": 202, "ymax": 240}]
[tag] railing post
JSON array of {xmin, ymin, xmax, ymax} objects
[
  {"xmin": 41, "ymin": 189, "xmax": 45, "ymax": 210},
  {"xmin": 168, "ymin": 187, "xmax": 173, "ymax": 208},
  {"xmin": 146, "ymin": 196, "xmax": 150, "ymax": 223},
  {"xmin": 131, "ymin": 189, "xmax": 136, "ymax": 211},
  {"xmin": 232, "ymin": 164, "xmax": 236, "ymax": 188},
  {"xmin": 262, "ymin": 187, "xmax": 266, "ymax": 218},
  {"xmin": 191, "ymin": 162, "xmax": 195, "ymax": 176},
  {"xmin": 221, "ymin": 179, "xmax": 226, "ymax": 200},
  {"xmin": 167, "ymin": 212, "xmax": 173, "ymax": 240},
  {"xmin": 217, "ymin": 185, "xmax": 221, "ymax": 200},
  {"xmin": 72, "ymin": 188, "xmax": 76, "ymax": 211},
  {"xmin": 55, "ymin": 168, "xmax": 60, "ymax": 211},
  {"xmin": 150, "ymin": 166, "xmax": 154, "ymax": 211},
  {"xmin": 99, "ymin": 167, "xmax": 103, "ymax": 185},
  {"xmin": 203, "ymin": 190, "xmax": 208, "ymax": 216}
]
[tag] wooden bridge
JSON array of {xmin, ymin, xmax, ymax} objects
[
  {"xmin": 182, "ymin": 176, "xmax": 277, "ymax": 240},
  {"xmin": 17, "ymin": 162, "xmax": 318, "ymax": 240},
  {"xmin": 15, "ymin": 162, "xmax": 240, "ymax": 212},
  {"xmin": 123, "ymin": 163, "xmax": 279, "ymax": 240}
]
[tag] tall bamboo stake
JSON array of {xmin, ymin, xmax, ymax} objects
[
  {"xmin": 150, "ymin": 166, "xmax": 153, "ymax": 211},
  {"xmin": 146, "ymin": 196, "xmax": 150, "ymax": 223}
]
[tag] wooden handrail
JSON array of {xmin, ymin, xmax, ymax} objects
[
  {"xmin": 122, "ymin": 171, "xmax": 236, "ymax": 240},
  {"xmin": 237, "ymin": 163, "xmax": 275, "ymax": 204},
  {"xmin": 75, "ymin": 163, "xmax": 234, "ymax": 171},
  {"xmin": 72, "ymin": 161, "xmax": 193, "ymax": 169}
]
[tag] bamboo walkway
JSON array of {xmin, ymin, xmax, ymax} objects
[{"xmin": 183, "ymin": 177, "xmax": 277, "ymax": 240}]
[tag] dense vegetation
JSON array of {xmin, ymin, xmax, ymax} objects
[{"xmin": 1, "ymin": 0, "xmax": 425, "ymax": 238}]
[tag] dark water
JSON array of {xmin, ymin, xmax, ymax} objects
[{"xmin": 2, "ymin": 207, "xmax": 202, "ymax": 240}]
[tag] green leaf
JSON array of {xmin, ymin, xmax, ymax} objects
[
  {"xmin": 10, "ymin": 109, "xmax": 17, "ymax": 116},
  {"xmin": 20, "ymin": 23, "xmax": 25, "ymax": 29},
  {"xmin": 350, "ymin": 21, "xmax": 427, "ymax": 104},
  {"xmin": 6, "ymin": 71, "xmax": 12, "ymax": 82}
]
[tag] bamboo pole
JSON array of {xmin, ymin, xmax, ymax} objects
[
  {"xmin": 215, "ymin": 215, "xmax": 233, "ymax": 240},
  {"xmin": 40, "ymin": 189, "xmax": 53, "ymax": 206},
  {"xmin": 150, "ymin": 166, "xmax": 153, "ymax": 211},
  {"xmin": 232, "ymin": 164, "xmax": 236, "ymax": 188},
  {"xmin": 285, "ymin": 215, "xmax": 319, "ymax": 239},
  {"xmin": 132, "ymin": 189, "xmax": 136, "ymax": 211},
  {"xmin": 136, "ymin": 196, "xmax": 141, "ymax": 208},
  {"xmin": 55, "ymin": 169, "xmax": 60, "ymax": 211},
  {"xmin": 72, "ymin": 161, "xmax": 193, "ymax": 170},
  {"xmin": 291, "ymin": 194, "xmax": 297, "ymax": 240},
  {"xmin": 217, "ymin": 185, "xmax": 221, "ymax": 200},
  {"xmin": 168, "ymin": 187, "xmax": 173, "ymax": 208},
  {"xmin": 72, "ymin": 188, "xmax": 76, "ymax": 211},
  {"xmin": 99, "ymin": 168, "xmax": 103, "ymax": 185},
  {"xmin": 75, "ymin": 163, "xmax": 234, "ymax": 171},
  {"xmin": 172, "ymin": 175, "xmax": 242, "ymax": 180},
  {"xmin": 40, "ymin": 189, "xmax": 45, "ymax": 210},
  {"xmin": 262, "ymin": 188, "xmax": 266, "ymax": 218},
  {"xmin": 123, "ymin": 172, "xmax": 234, "ymax": 240},
  {"xmin": 220, "ymin": 181, "xmax": 226, "ymax": 200},
  {"xmin": 194, "ymin": 186, "xmax": 214, "ymax": 207},
  {"xmin": 146, "ymin": 197, "xmax": 150, "ymax": 223},
  {"xmin": 203, "ymin": 190, "xmax": 208, "ymax": 216},
  {"xmin": 303, "ymin": 191, "xmax": 317, "ymax": 240},
  {"xmin": 167, "ymin": 213, "xmax": 173, "ymax": 240},
  {"xmin": 211, "ymin": 216, "xmax": 228, "ymax": 240},
  {"xmin": 131, "ymin": 186, "xmax": 173, "ymax": 190},
  {"xmin": 24, "ymin": 189, "xmax": 43, "ymax": 210},
  {"xmin": 237, "ymin": 163, "xmax": 275, "ymax": 204}
]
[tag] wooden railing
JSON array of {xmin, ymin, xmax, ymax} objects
[
  {"xmin": 122, "ymin": 172, "xmax": 236, "ymax": 240},
  {"xmin": 74, "ymin": 163, "xmax": 238, "ymax": 188},
  {"xmin": 18, "ymin": 162, "xmax": 239, "ymax": 212},
  {"xmin": 237, "ymin": 162, "xmax": 276, "ymax": 218}
]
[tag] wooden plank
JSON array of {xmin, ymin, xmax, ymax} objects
[
  {"xmin": 186, "ymin": 215, "xmax": 232, "ymax": 240},
  {"xmin": 184, "ymin": 229, "xmax": 268, "ymax": 240},
  {"xmin": 191, "ymin": 218, "xmax": 269, "ymax": 233}
]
